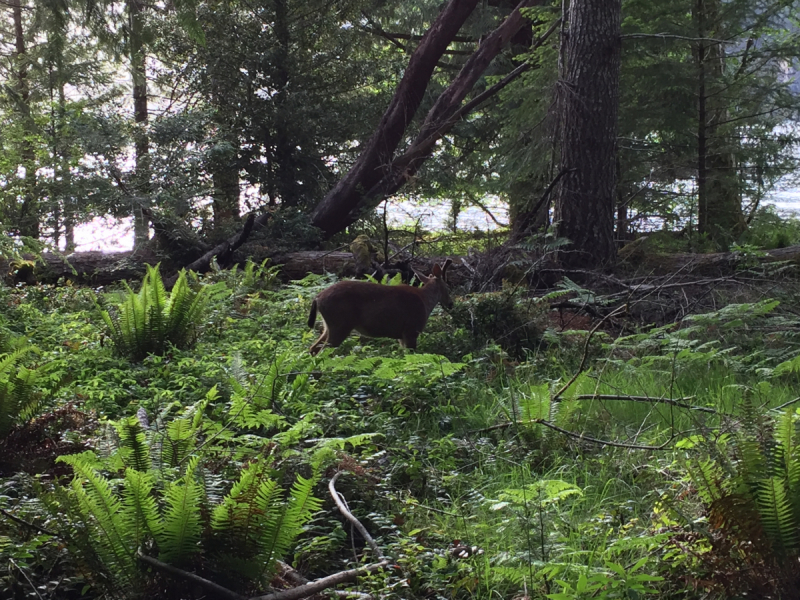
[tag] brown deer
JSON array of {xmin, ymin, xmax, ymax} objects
[{"xmin": 308, "ymin": 259, "xmax": 453, "ymax": 355}]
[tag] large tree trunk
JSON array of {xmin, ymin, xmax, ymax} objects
[
  {"xmin": 553, "ymin": 0, "xmax": 621, "ymax": 268},
  {"xmin": 694, "ymin": 0, "xmax": 744, "ymax": 246},
  {"xmin": 129, "ymin": 0, "xmax": 151, "ymax": 249},
  {"xmin": 309, "ymin": 0, "xmax": 481, "ymax": 237}
]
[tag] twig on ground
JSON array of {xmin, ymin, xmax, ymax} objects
[
  {"xmin": 251, "ymin": 561, "xmax": 390, "ymax": 600},
  {"xmin": 770, "ymin": 397, "xmax": 800, "ymax": 412},
  {"xmin": 553, "ymin": 305, "xmax": 628, "ymax": 401},
  {"xmin": 329, "ymin": 471, "xmax": 385, "ymax": 560},
  {"xmin": 570, "ymin": 394, "xmax": 717, "ymax": 414},
  {"xmin": 137, "ymin": 550, "xmax": 246, "ymax": 600},
  {"xmin": 8, "ymin": 558, "xmax": 45, "ymax": 600},
  {"xmin": 0, "ymin": 508, "xmax": 58, "ymax": 537},
  {"xmin": 469, "ymin": 418, "xmax": 676, "ymax": 450}
]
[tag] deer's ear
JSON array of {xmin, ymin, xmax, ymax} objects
[
  {"xmin": 412, "ymin": 267, "xmax": 429, "ymax": 284},
  {"xmin": 432, "ymin": 263, "xmax": 442, "ymax": 277}
]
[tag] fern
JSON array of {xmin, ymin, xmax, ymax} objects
[
  {"xmin": 256, "ymin": 472, "xmax": 321, "ymax": 579},
  {"xmin": 120, "ymin": 469, "xmax": 163, "ymax": 550},
  {"xmin": 98, "ymin": 264, "xmax": 226, "ymax": 361},
  {"xmin": 0, "ymin": 348, "xmax": 42, "ymax": 438},
  {"xmin": 158, "ymin": 457, "xmax": 203, "ymax": 565},
  {"xmin": 211, "ymin": 461, "xmax": 321, "ymax": 581},
  {"xmin": 116, "ymin": 416, "xmax": 150, "ymax": 472},
  {"xmin": 56, "ymin": 453, "xmax": 139, "ymax": 585},
  {"xmin": 757, "ymin": 476, "xmax": 798, "ymax": 556}
]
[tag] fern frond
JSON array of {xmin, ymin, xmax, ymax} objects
[
  {"xmin": 57, "ymin": 454, "xmax": 138, "ymax": 582},
  {"xmin": 162, "ymin": 418, "xmax": 198, "ymax": 468},
  {"xmin": 120, "ymin": 468, "xmax": 162, "ymax": 549},
  {"xmin": 257, "ymin": 473, "xmax": 321, "ymax": 578},
  {"xmin": 158, "ymin": 457, "xmax": 203, "ymax": 565},
  {"xmin": 116, "ymin": 416, "xmax": 151, "ymax": 472},
  {"xmin": 757, "ymin": 476, "xmax": 799, "ymax": 556}
]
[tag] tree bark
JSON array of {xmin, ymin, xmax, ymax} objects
[
  {"xmin": 309, "ymin": 0, "xmax": 481, "ymax": 237},
  {"xmin": 553, "ymin": 0, "xmax": 621, "ymax": 268},
  {"xmin": 129, "ymin": 0, "xmax": 151, "ymax": 249},
  {"xmin": 11, "ymin": 0, "xmax": 38, "ymax": 239},
  {"xmin": 693, "ymin": 0, "xmax": 745, "ymax": 246}
]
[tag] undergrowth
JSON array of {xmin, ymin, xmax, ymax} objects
[{"xmin": 1, "ymin": 264, "xmax": 799, "ymax": 598}]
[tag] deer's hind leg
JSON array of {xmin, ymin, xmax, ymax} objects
[{"xmin": 309, "ymin": 325, "xmax": 329, "ymax": 355}]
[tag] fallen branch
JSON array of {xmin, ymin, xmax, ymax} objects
[
  {"xmin": 251, "ymin": 561, "xmax": 390, "ymax": 600},
  {"xmin": 473, "ymin": 419, "xmax": 676, "ymax": 450},
  {"xmin": 329, "ymin": 471, "xmax": 385, "ymax": 560},
  {"xmin": 137, "ymin": 550, "xmax": 246, "ymax": 600},
  {"xmin": 552, "ymin": 304, "xmax": 628, "ymax": 401},
  {"xmin": 0, "ymin": 508, "xmax": 58, "ymax": 537},
  {"xmin": 570, "ymin": 394, "xmax": 717, "ymax": 414}
]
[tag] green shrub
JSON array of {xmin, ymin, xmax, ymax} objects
[
  {"xmin": 98, "ymin": 264, "xmax": 226, "ymax": 361},
  {"xmin": 447, "ymin": 290, "xmax": 547, "ymax": 359},
  {"xmin": 0, "ymin": 347, "xmax": 42, "ymax": 438}
]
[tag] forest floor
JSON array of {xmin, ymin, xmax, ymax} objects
[{"xmin": 1, "ymin": 248, "xmax": 800, "ymax": 599}]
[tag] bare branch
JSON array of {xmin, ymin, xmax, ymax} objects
[
  {"xmin": 329, "ymin": 471, "xmax": 385, "ymax": 560},
  {"xmin": 571, "ymin": 394, "xmax": 717, "ymax": 414},
  {"xmin": 137, "ymin": 550, "xmax": 246, "ymax": 600},
  {"xmin": 251, "ymin": 561, "xmax": 390, "ymax": 600}
]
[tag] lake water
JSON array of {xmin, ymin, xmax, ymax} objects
[{"xmin": 71, "ymin": 189, "xmax": 800, "ymax": 253}]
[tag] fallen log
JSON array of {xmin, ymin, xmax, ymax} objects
[{"xmin": 4, "ymin": 242, "xmax": 800, "ymax": 287}]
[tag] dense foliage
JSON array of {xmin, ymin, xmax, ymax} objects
[
  {"xmin": 1, "ymin": 0, "xmax": 798, "ymax": 251},
  {"xmin": 1, "ymin": 260, "xmax": 800, "ymax": 598}
]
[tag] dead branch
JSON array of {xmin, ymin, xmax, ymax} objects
[
  {"xmin": 470, "ymin": 418, "xmax": 677, "ymax": 449},
  {"xmin": 139, "ymin": 548, "xmax": 388, "ymax": 600},
  {"xmin": 329, "ymin": 471, "xmax": 385, "ymax": 560},
  {"xmin": 137, "ymin": 550, "xmax": 246, "ymax": 600},
  {"xmin": 552, "ymin": 305, "xmax": 628, "ymax": 401},
  {"xmin": 570, "ymin": 394, "xmax": 717, "ymax": 414},
  {"xmin": 250, "ymin": 561, "xmax": 390, "ymax": 600},
  {"xmin": 0, "ymin": 508, "xmax": 58, "ymax": 537}
]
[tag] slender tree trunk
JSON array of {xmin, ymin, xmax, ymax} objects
[
  {"xmin": 694, "ymin": 0, "xmax": 744, "ymax": 246},
  {"xmin": 552, "ymin": 0, "xmax": 621, "ymax": 268},
  {"xmin": 12, "ymin": 0, "xmax": 38, "ymax": 239},
  {"xmin": 129, "ymin": 0, "xmax": 150, "ymax": 248},
  {"xmin": 210, "ymin": 136, "xmax": 241, "ymax": 234},
  {"xmin": 273, "ymin": 0, "xmax": 295, "ymax": 205}
]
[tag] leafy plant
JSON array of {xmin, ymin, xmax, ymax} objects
[
  {"xmin": 98, "ymin": 264, "xmax": 226, "ymax": 361},
  {"xmin": 0, "ymin": 347, "xmax": 43, "ymax": 438},
  {"xmin": 675, "ymin": 405, "xmax": 800, "ymax": 597},
  {"xmin": 54, "ymin": 408, "xmax": 321, "ymax": 595}
]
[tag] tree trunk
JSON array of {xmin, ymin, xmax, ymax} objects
[
  {"xmin": 12, "ymin": 0, "xmax": 38, "ymax": 239},
  {"xmin": 309, "ymin": 0, "xmax": 481, "ymax": 236},
  {"xmin": 694, "ymin": 0, "xmax": 744, "ymax": 247},
  {"xmin": 129, "ymin": 0, "xmax": 150, "ymax": 249},
  {"xmin": 310, "ymin": 0, "xmax": 544, "ymax": 238},
  {"xmin": 553, "ymin": 0, "xmax": 621, "ymax": 268}
]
